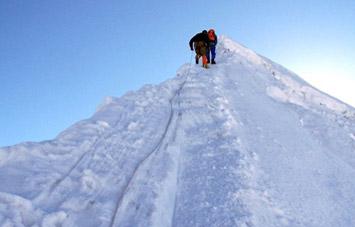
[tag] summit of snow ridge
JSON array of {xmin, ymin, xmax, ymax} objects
[
  {"xmin": 218, "ymin": 35, "xmax": 266, "ymax": 65},
  {"xmin": 95, "ymin": 35, "xmax": 354, "ymax": 125},
  {"xmin": 219, "ymin": 36, "xmax": 354, "ymax": 116}
]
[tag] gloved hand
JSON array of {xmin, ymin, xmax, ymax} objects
[{"xmin": 190, "ymin": 47, "xmax": 194, "ymax": 51}]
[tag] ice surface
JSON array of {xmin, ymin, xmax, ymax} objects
[{"xmin": 0, "ymin": 36, "xmax": 354, "ymax": 227}]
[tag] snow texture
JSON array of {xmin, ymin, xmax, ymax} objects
[{"xmin": 1, "ymin": 36, "xmax": 355, "ymax": 227}]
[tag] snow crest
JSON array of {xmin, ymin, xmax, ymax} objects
[{"xmin": 1, "ymin": 36, "xmax": 355, "ymax": 227}]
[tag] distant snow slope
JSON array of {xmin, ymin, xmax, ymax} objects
[{"xmin": 1, "ymin": 36, "xmax": 355, "ymax": 227}]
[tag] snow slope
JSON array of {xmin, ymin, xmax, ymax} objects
[{"xmin": 1, "ymin": 36, "xmax": 355, "ymax": 227}]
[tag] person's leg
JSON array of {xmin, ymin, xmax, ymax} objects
[
  {"xmin": 201, "ymin": 46, "xmax": 208, "ymax": 68},
  {"xmin": 202, "ymin": 55, "xmax": 208, "ymax": 68},
  {"xmin": 194, "ymin": 43, "xmax": 200, "ymax": 64},
  {"xmin": 211, "ymin": 45, "xmax": 216, "ymax": 64},
  {"xmin": 206, "ymin": 46, "xmax": 210, "ymax": 63}
]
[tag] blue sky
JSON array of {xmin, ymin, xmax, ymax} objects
[{"xmin": 1, "ymin": 0, "xmax": 354, "ymax": 146}]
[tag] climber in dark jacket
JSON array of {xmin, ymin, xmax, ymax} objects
[{"xmin": 189, "ymin": 30, "xmax": 210, "ymax": 68}]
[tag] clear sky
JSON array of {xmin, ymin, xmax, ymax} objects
[{"xmin": 1, "ymin": 0, "xmax": 354, "ymax": 146}]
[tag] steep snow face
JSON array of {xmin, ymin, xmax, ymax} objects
[{"xmin": 1, "ymin": 36, "xmax": 355, "ymax": 227}]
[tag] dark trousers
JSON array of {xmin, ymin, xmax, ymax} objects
[{"xmin": 207, "ymin": 45, "xmax": 216, "ymax": 61}]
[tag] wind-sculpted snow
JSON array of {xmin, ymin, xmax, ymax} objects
[{"xmin": 1, "ymin": 36, "xmax": 355, "ymax": 227}]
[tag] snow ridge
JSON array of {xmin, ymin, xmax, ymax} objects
[
  {"xmin": 109, "ymin": 71, "xmax": 189, "ymax": 227},
  {"xmin": 0, "ymin": 36, "xmax": 355, "ymax": 227}
]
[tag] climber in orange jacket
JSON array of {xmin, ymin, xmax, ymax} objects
[{"xmin": 207, "ymin": 29, "xmax": 217, "ymax": 64}]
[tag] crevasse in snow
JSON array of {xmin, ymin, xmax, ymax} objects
[{"xmin": 0, "ymin": 36, "xmax": 355, "ymax": 227}]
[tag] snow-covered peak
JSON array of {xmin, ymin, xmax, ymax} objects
[
  {"xmin": 1, "ymin": 36, "xmax": 355, "ymax": 227},
  {"xmin": 221, "ymin": 36, "xmax": 354, "ymax": 117},
  {"xmin": 218, "ymin": 35, "xmax": 267, "ymax": 65}
]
